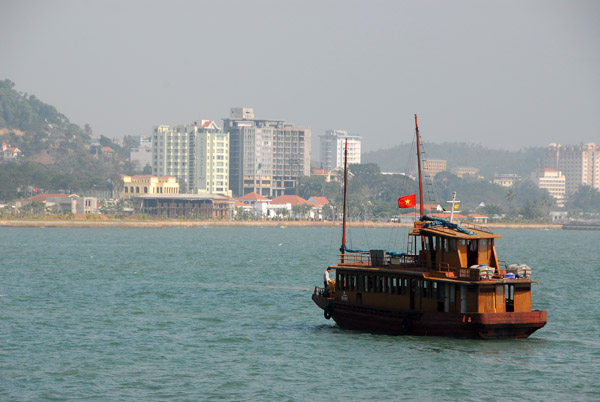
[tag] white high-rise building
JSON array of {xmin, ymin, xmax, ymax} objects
[
  {"xmin": 319, "ymin": 130, "xmax": 361, "ymax": 172},
  {"xmin": 152, "ymin": 121, "xmax": 231, "ymax": 196}
]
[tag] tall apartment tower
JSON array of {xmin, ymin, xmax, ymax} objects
[
  {"xmin": 319, "ymin": 130, "xmax": 362, "ymax": 171},
  {"xmin": 543, "ymin": 143, "xmax": 599, "ymax": 195},
  {"xmin": 152, "ymin": 121, "xmax": 231, "ymax": 196},
  {"xmin": 223, "ymin": 108, "xmax": 311, "ymax": 197}
]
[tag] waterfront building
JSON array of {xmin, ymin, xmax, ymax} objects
[
  {"xmin": 468, "ymin": 214, "xmax": 489, "ymax": 224},
  {"xmin": 543, "ymin": 143, "xmax": 599, "ymax": 195},
  {"xmin": 308, "ymin": 196, "xmax": 330, "ymax": 208},
  {"xmin": 238, "ymin": 191, "xmax": 271, "ymax": 217},
  {"xmin": 493, "ymin": 174, "xmax": 521, "ymax": 187},
  {"xmin": 270, "ymin": 194, "xmax": 318, "ymax": 219},
  {"xmin": 319, "ymin": 130, "xmax": 361, "ymax": 171},
  {"xmin": 20, "ymin": 193, "xmax": 98, "ymax": 214},
  {"xmin": 531, "ymin": 168, "xmax": 566, "ymax": 207},
  {"xmin": 152, "ymin": 121, "xmax": 231, "ymax": 196},
  {"xmin": 120, "ymin": 175, "xmax": 179, "ymax": 198},
  {"xmin": 135, "ymin": 194, "xmax": 234, "ymax": 219},
  {"xmin": 222, "ymin": 108, "xmax": 311, "ymax": 198}
]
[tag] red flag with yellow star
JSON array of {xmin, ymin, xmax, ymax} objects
[{"xmin": 398, "ymin": 194, "xmax": 416, "ymax": 208}]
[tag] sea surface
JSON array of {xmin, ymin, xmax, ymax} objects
[{"xmin": 1, "ymin": 226, "xmax": 599, "ymax": 401}]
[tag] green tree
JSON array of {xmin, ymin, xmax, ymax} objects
[{"xmin": 567, "ymin": 185, "xmax": 600, "ymax": 213}]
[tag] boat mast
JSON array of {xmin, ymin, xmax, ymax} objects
[
  {"xmin": 415, "ymin": 114, "xmax": 424, "ymax": 217},
  {"xmin": 340, "ymin": 139, "xmax": 348, "ymax": 260},
  {"xmin": 447, "ymin": 191, "xmax": 459, "ymax": 223}
]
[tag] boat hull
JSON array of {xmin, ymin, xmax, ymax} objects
[{"xmin": 312, "ymin": 293, "xmax": 547, "ymax": 339}]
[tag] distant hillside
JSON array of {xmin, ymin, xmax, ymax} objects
[
  {"xmin": 0, "ymin": 79, "xmax": 94, "ymax": 161},
  {"xmin": 0, "ymin": 79, "xmax": 130, "ymax": 200},
  {"xmin": 363, "ymin": 142, "xmax": 545, "ymax": 179}
]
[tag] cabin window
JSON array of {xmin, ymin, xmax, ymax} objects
[
  {"xmin": 436, "ymin": 237, "xmax": 442, "ymax": 252},
  {"xmin": 443, "ymin": 238, "xmax": 448, "ymax": 253},
  {"xmin": 367, "ymin": 276, "xmax": 374, "ymax": 293},
  {"xmin": 423, "ymin": 281, "xmax": 429, "ymax": 298},
  {"xmin": 449, "ymin": 239, "xmax": 457, "ymax": 252},
  {"xmin": 480, "ymin": 239, "xmax": 489, "ymax": 254},
  {"xmin": 432, "ymin": 281, "xmax": 439, "ymax": 299}
]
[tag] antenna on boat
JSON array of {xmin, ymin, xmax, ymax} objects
[
  {"xmin": 340, "ymin": 139, "xmax": 348, "ymax": 262},
  {"xmin": 415, "ymin": 114, "xmax": 424, "ymax": 218}
]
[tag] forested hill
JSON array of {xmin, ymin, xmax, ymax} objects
[
  {"xmin": 363, "ymin": 142, "xmax": 545, "ymax": 179},
  {"xmin": 0, "ymin": 79, "xmax": 92, "ymax": 161},
  {"xmin": 0, "ymin": 79, "xmax": 128, "ymax": 200}
]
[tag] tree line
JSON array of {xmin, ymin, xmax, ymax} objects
[{"xmin": 296, "ymin": 163, "xmax": 600, "ymax": 221}]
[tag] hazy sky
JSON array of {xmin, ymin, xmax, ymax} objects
[{"xmin": 1, "ymin": 0, "xmax": 599, "ymax": 153}]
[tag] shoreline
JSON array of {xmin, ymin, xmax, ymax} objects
[{"xmin": 0, "ymin": 219, "xmax": 563, "ymax": 230}]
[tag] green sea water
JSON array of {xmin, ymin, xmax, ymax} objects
[{"xmin": 1, "ymin": 226, "xmax": 599, "ymax": 401}]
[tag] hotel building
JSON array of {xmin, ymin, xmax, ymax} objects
[
  {"xmin": 223, "ymin": 108, "xmax": 311, "ymax": 197},
  {"xmin": 152, "ymin": 121, "xmax": 231, "ymax": 196},
  {"xmin": 531, "ymin": 168, "xmax": 566, "ymax": 207}
]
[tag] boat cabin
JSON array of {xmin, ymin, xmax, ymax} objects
[{"xmin": 331, "ymin": 221, "xmax": 535, "ymax": 316}]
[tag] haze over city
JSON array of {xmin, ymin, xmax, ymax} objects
[{"xmin": 1, "ymin": 0, "xmax": 598, "ymax": 154}]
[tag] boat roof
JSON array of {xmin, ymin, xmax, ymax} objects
[{"xmin": 416, "ymin": 224, "xmax": 502, "ymax": 239}]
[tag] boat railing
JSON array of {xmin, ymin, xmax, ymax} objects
[
  {"xmin": 314, "ymin": 286, "xmax": 327, "ymax": 297},
  {"xmin": 338, "ymin": 252, "xmax": 372, "ymax": 266},
  {"xmin": 436, "ymin": 262, "xmax": 452, "ymax": 272},
  {"xmin": 460, "ymin": 222, "xmax": 494, "ymax": 234}
]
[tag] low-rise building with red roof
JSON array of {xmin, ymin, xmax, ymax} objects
[
  {"xmin": 239, "ymin": 192, "xmax": 271, "ymax": 205},
  {"xmin": 468, "ymin": 214, "xmax": 489, "ymax": 224},
  {"xmin": 270, "ymin": 195, "xmax": 319, "ymax": 219},
  {"xmin": 1, "ymin": 141, "xmax": 22, "ymax": 161},
  {"xmin": 308, "ymin": 196, "xmax": 330, "ymax": 207}
]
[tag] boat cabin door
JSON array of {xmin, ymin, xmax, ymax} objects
[{"xmin": 467, "ymin": 239, "xmax": 478, "ymax": 267}]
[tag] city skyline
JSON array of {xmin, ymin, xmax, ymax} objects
[{"xmin": 1, "ymin": 1, "xmax": 598, "ymax": 155}]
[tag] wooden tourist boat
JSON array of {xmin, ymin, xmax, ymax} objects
[{"xmin": 312, "ymin": 115, "xmax": 547, "ymax": 339}]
